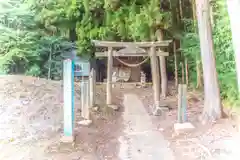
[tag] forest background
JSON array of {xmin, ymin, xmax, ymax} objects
[{"xmin": 0, "ymin": 0, "xmax": 238, "ymax": 106}]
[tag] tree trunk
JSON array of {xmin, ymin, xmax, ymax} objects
[
  {"xmin": 185, "ymin": 58, "xmax": 189, "ymax": 85},
  {"xmin": 195, "ymin": 0, "xmax": 222, "ymax": 123},
  {"xmin": 191, "ymin": 0, "xmax": 197, "ymax": 22},
  {"xmin": 192, "ymin": 0, "xmax": 203, "ymax": 88},
  {"xmin": 47, "ymin": 45, "xmax": 52, "ymax": 80},
  {"xmin": 196, "ymin": 60, "xmax": 203, "ymax": 88},
  {"xmin": 156, "ymin": 29, "xmax": 168, "ymax": 98},
  {"xmin": 173, "ymin": 41, "xmax": 178, "ymax": 87},
  {"xmin": 179, "ymin": 0, "xmax": 183, "ymax": 20},
  {"xmin": 170, "ymin": 0, "xmax": 182, "ymax": 31},
  {"xmin": 227, "ymin": 0, "xmax": 240, "ymax": 93},
  {"xmin": 209, "ymin": 1, "xmax": 214, "ymax": 27}
]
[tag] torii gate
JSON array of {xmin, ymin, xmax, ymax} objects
[{"xmin": 92, "ymin": 40, "xmax": 172, "ymax": 112}]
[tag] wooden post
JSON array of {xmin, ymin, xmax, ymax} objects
[
  {"xmin": 150, "ymin": 46, "xmax": 160, "ymax": 108},
  {"xmin": 78, "ymin": 79, "xmax": 92, "ymax": 126},
  {"xmin": 175, "ymin": 84, "xmax": 194, "ymax": 133},
  {"xmin": 182, "ymin": 84, "xmax": 187, "ymax": 122},
  {"xmin": 177, "ymin": 84, "xmax": 183, "ymax": 123},
  {"xmin": 81, "ymin": 81, "xmax": 90, "ymax": 120},
  {"xmin": 78, "ymin": 63, "xmax": 93, "ymax": 126},
  {"xmin": 174, "ymin": 41, "xmax": 178, "ymax": 87},
  {"xmin": 177, "ymin": 84, "xmax": 187, "ymax": 123},
  {"xmin": 62, "ymin": 59, "xmax": 74, "ymax": 142},
  {"xmin": 106, "ymin": 47, "xmax": 113, "ymax": 105},
  {"xmin": 160, "ymin": 56, "xmax": 167, "ymax": 98},
  {"xmin": 89, "ymin": 68, "xmax": 96, "ymax": 107}
]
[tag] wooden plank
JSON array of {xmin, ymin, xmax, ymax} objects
[
  {"xmin": 117, "ymin": 46, "xmax": 146, "ymax": 54},
  {"xmin": 96, "ymin": 82, "xmax": 153, "ymax": 85},
  {"xmin": 95, "ymin": 50, "xmax": 169, "ymax": 57},
  {"xmin": 92, "ymin": 40, "xmax": 172, "ymax": 48}
]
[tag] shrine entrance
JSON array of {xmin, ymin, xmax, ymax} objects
[{"xmin": 92, "ymin": 40, "xmax": 172, "ymax": 112}]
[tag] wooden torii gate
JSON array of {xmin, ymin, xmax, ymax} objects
[{"xmin": 92, "ymin": 40, "xmax": 172, "ymax": 111}]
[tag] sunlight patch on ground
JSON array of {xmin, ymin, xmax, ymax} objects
[{"xmin": 118, "ymin": 93, "xmax": 175, "ymax": 160}]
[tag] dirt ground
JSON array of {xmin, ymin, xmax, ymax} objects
[{"xmin": 0, "ymin": 75, "xmax": 240, "ymax": 160}]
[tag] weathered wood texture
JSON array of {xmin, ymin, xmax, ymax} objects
[
  {"xmin": 92, "ymin": 40, "xmax": 172, "ymax": 47},
  {"xmin": 196, "ymin": 0, "xmax": 222, "ymax": 121},
  {"xmin": 150, "ymin": 46, "xmax": 160, "ymax": 108},
  {"xmin": 156, "ymin": 29, "xmax": 168, "ymax": 98},
  {"xmin": 95, "ymin": 50, "xmax": 169, "ymax": 57},
  {"xmin": 93, "ymin": 39, "xmax": 172, "ymax": 106},
  {"xmin": 160, "ymin": 56, "xmax": 167, "ymax": 97},
  {"xmin": 106, "ymin": 47, "xmax": 113, "ymax": 105}
]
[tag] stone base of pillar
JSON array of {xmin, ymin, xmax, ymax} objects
[
  {"xmin": 152, "ymin": 104, "xmax": 170, "ymax": 116},
  {"xmin": 78, "ymin": 119, "xmax": 93, "ymax": 126},
  {"xmin": 174, "ymin": 122, "xmax": 195, "ymax": 135},
  {"xmin": 108, "ymin": 104, "xmax": 119, "ymax": 110},
  {"xmin": 60, "ymin": 135, "xmax": 75, "ymax": 143}
]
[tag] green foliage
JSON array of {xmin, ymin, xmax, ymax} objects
[
  {"xmin": 25, "ymin": 64, "xmax": 41, "ymax": 76},
  {"xmin": 212, "ymin": 0, "xmax": 238, "ymax": 103},
  {"xmin": 0, "ymin": 0, "xmax": 171, "ymax": 78},
  {"xmin": 180, "ymin": 18, "xmax": 200, "ymax": 86},
  {"xmin": 181, "ymin": 0, "xmax": 239, "ymax": 104},
  {"xmin": 71, "ymin": 0, "xmax": 171, "ymax": 51},
  {"xmin": 0, "ymin": 0, "xmax": 73, "ymax": 78},
  {"xmin": 0, "ymin": 0, "xmax": 239, "ymax": 106}
]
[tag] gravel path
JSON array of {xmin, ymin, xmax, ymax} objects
[{"xmin": 118, "ymin": 93, "xmax": 175, "ymax": 160}]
